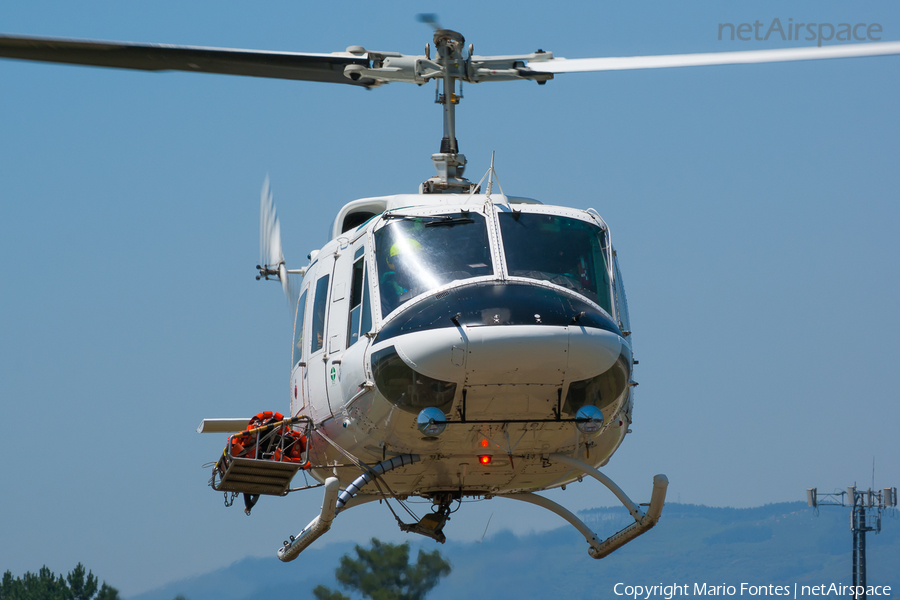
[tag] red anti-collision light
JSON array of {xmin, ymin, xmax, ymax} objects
[
  {"xmin": 478, "ymin": 455, "xmax": 492, "ymax": 465},
  {"xmin": 480, "ymin": 439, "xmax": 489, "ymax": 448}
]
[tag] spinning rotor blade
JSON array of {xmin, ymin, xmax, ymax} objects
[
  {"xmin": 529, "ymin": 41, "xmax": 900, "ymax": 74},
  {"xmin": 259, "ymin": 176, "xmax": 295, "ymax": 306},
  {"xmin": 3, "ymin": 32, "xmax": 898, "ymax": 88},
  {"xmin": 416, "ymin": 14, "xmax": 442, "ymax": 31},
  {"xmin": 0, "ymin": 34, "xmax": 370, "ymax": 85},
  {"xmin": 259, "ymin": 175, "xmax": 284, "ymax": 273}
]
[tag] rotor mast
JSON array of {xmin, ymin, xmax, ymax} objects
[{"xmin": 423, "ymin": 29, "xmax": 474, "ymax": 194}]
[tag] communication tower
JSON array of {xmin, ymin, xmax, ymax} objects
[{"xmin": 806, "ymin": 485, "xmax": 897, "ymax": 599}]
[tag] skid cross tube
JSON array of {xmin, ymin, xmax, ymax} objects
[
  {"xmin": 501, "ymin": 455, "xmax": 668, "ymax": 559},
  {"xmin": 551, "ymin": 453, "xmax": 646, "ymax": 521},
  {"xmin": 502, "ymin": 492, "xmax": 604, "ymax": 550}
]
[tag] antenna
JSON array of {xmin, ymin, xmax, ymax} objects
[
  {"xmin": 483, "ymin": 152, "xmax": 508, "ymax": 207},
  {"xmin": 806, "ymin": 483, "xmax": 897, "ymax": 598},
  {"xmin": 485, "ymin": 152, "xmax": 494, "ymax": 199},
  {"xmin": 479, "ymin": 512, "xmax": 493, "ymax": 543}
]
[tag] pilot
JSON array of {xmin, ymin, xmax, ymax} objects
[{"xmin": 380, "ymin": 236, "xmax": 423, "ymax": 299}]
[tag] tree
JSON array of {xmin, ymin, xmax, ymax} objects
[
  {"xmin": 0, "ymin": 564, "xmax": 120, "ymax": 600},
  {"xmin": 67, "ymin": 563, "xmax": 97, "ymax": 600},
  {"xmin": 313, "ymin": 538, "xmax": 451, "ymax": 600}
]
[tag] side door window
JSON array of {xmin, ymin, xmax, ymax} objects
[
  {"xmin": 310, "ymin": 274, "xmax": 330, "ymax": 355},
  {"xmin": 346, "ymin": 246, "xmax": 373, "ymax": 347}
]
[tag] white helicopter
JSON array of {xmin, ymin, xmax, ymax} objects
[{"xmin": 3, "ymin": 19, "xmax": 898, "ymax": 563}]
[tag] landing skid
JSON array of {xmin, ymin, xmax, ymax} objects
[
  {"xmin": 277, "ymin": 453, "xmax": 667, "ymax": 562},
  {"xmin": 278, "ymin": 455, "xmax": 422, "ymax": 562},
  {"xmin": 500, "ymin": 454, "xmax": 668, "ymax": 559},
  {"xmin": 277, "ymin": 477, "xmax": 340, "ymax": 562}
]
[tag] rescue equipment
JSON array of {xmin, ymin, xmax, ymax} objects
[{"xmin": 211, "ymin": 412, "xmax": 311, "ymax": 501}]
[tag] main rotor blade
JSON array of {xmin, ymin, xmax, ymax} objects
[
  {"xmin": 530, "ymin": 41, "xmax": 900, "ymax": 74},
  {"xmin": 0, "ymin": 34, "xmax": 370, "ymax": 85}
]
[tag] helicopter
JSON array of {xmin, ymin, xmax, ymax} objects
[{"xmin": 3, "ymin": 19, "xmax": 898, "ymax": 564}]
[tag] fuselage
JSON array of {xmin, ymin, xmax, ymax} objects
[{"xmin": 289, "ymin": 193, "xmax": 634, "ymax": 498}]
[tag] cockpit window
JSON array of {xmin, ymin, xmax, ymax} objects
[
  {"xmin": 498, "ymin": 213, "xmax": 612, "ymax": 314},
  {"xmin": 374, "ymin": 212, "xmax": 493, "ymax": 317},
  {"xmin": 613, "ymin": 253, "xmax": 631, "ymax": 336}
]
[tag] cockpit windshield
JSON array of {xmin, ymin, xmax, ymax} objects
[
  {"xmin": 498, "ymin": 213, "xmax": 612, "ymax": 314},
  {"xmin": 374, "ymin": 212, "xmax": 494, "ymax": 316}
]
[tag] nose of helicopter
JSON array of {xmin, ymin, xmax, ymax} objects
[
  {"xmin": 463, "ymin": 324, "xmax": 622, "ymax": 385},
  {"xmin": 388, "ymin": 322, "xmax": 623, "ymax": 386},
  {"xmin": 374, "ymin": 281, "xmax": 626, "ymax": 386}
]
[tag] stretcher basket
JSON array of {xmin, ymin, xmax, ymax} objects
[{"xmin": 210, "ymin": 412, "xmax": 309, "ymax": 497}]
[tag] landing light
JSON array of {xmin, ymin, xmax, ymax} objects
[
  {"xmin": 575, "ymin": 405, "xmax": 604, "ymax": 435},
  {"xmin": 416, "ymin": 407, "xmax": 447, "ymax": 437}
]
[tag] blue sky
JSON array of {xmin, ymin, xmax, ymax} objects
[{"xmin": 1, "ymin": 0, "xmax": 899, "ymax": 596}]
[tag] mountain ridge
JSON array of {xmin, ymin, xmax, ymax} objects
[{"xmin": 130, "ymin": 502, "xmax": 899, "ymax": 600}]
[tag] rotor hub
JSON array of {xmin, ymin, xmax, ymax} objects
[{"xmin": 433, "ymin": 29, "xmax": 464, "ymax": 51}]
